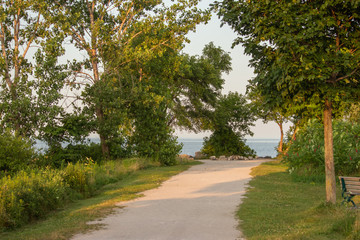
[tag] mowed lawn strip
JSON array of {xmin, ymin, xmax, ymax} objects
[
  {"xmin": 0, "ymin": 161, "xmax": 201, "ymax": 240},
  {"xmin": 238, "ymin": 160, "xmax": 360, "ymax": 240}
]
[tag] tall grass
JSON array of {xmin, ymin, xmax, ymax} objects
[{"xmin": 0, "ymin": 158, "xmax": 152, "ymax": 231}]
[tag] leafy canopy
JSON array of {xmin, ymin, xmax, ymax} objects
[
  {"xmin": 215, "ymin": 0, "xmax": 360, "ymax": 113},
  {"xmin": 202, "ymin": 92, "xmax": 256, "ymax": 157}
]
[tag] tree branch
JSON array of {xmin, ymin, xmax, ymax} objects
[
  {"xmin": 0, "ymin": 22, "xmax": 12, "ymax": 89},
  {"xmin": 21, "ymin": 12, "xmax": 41, "ymax": 66},
  {"xmin": 334, "ymin": 67, "xmax": 359, "ymax": 83}
]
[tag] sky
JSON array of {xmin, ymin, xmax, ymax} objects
[{"xmin": 175, "ymin": 1, "xmax": 291, "ymax": 139}]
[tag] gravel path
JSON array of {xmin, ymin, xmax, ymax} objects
[{"xmin": 72, "ymin": 160, "xmax": 268, "ymax": 240}]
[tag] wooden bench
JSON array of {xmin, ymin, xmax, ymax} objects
[{"xmin": 339, "ymin": 176, "xmax": 360, "ymax": 207}]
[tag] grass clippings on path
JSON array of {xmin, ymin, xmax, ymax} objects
[
  {"xmin": 238, "ymin": 160, "xmax": 360, "ymax": 240},
  {"xmin": 0, "ymin": 161, "xmax": 200, "ymax": 240}
]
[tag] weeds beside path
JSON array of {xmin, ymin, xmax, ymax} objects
[
  {"xmin": 238, "ymin": 161, "xmax": 360, "ymax": 239},
  {"xmin": 0, "ymin": 161, "xmax": 200, "ymax": 240}
]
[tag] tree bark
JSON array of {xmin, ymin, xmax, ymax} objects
[
  {"xmin": 100, "ymin": 133, "xmax": 110, "ymax": 159},
  {"xmin": 291, "ymin": 125, "xmax": 299, "ymax": 141},
  {"xmin": 88, "ymin": 3, "xmax": 110, "ymax": 158},
  {"xmin": 91, "ymin": 56, "xmax": 109, "ymax": 157},
  {"xmin": 96, "ymin": 106, "xmax": 110, "ymax": 158},
  {"xmin": 324, "ymin": 99, "xmax": 336, "ymax": 204},
  {"xmin": 276, "ymin": 122, "xmax": 284, "ymax": 154}
]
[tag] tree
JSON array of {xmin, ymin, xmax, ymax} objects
[
  {"xmin": 0, "ymin": 0, "xmax": 66, "ymax": 138},
  {"xmin": 215, "ymin": 0, "xmax": 360, "ymax": 203},
  {"xmin": 247, "ymin": 84, "xmax": 288, "ymax": 154},
  {"xmin": 247, "ymin": 80, "xmax": 306, "ymax": 155},
  {"xmin": 130, "ymin": 89, "xmax": 182, "ymax": 166},
  {"xmin": 168, "ymin": 42, "xmax": 232, "ymax": 132},
  {"xmin": 202, "ymin": 92, "xmax": 256, "ymax": 157},
  {"xmin": 128, "ymin": 42, "xmax": 231, "ymax": 164},
  {"xmin": 50, "ymin": 0, "xmax": 209, "ymax": 158}
]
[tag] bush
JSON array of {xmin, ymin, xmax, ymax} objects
[
  {"xmin": 201, "ymin": 128, "xmax": 256, "ymax": 157},
  {"xmin": 157, "ymin": 136, "xmax": 182, "ymax": 166},
  {"xmin": 62, "ymin": 160, "xmax": 95, "ymax": 198},
  {"xmin": 0, "ymin": 158, "xmax": 151, "ymax": 231},
  {"xmin": 0, "ymin": 169, "xmax": 69, "ymax": 230},
  {"xmin": 44, "ymin": 142, "xmax": 103, "ymax": 168},
  {"xmin": 284, "ymin": 120, "xmax": 360, "ymax": 176},
  {"xmin": 0, "ymin": 131, "xmax": 35, "ymax": 173}
]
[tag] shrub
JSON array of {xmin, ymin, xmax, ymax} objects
[
  {"xmin": 0, "ymin": 131, "xmax": 35, "ymax": 173},
  {"xmin": 62, "ymin": 161, "xmax": 95, "ymax": 198},
  {"xmin": 202, "ymin": 128, "xmax": 256, "ymax": 157},
  {"xmin": 0, "ymin": 158, "xmax": 150, "ymax": 231},
  {"xmin": 61, "ymin": 158, "xmax": 108, "ymax": 197},
  {"xmin": 0, "ymin": 169, "xmax": 69, "ymax": 230},
  {"xmin": 44, "ymin": 142, "xmax": 103, "ymax": 168},
  {"xmin": 284, "ymin": 120, "xmax": 360, "ymax": 176},
  {"xmin": 157, "ymin": 136, "xmax": 182, "ymax": 166}
]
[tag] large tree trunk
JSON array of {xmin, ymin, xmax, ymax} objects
[
  {"xmin": 100, "ymin": 134, "xmax": 110, "ymax": 158},
  {"xmin": 324, "ymin": 99, "xmax": 336, "ymax": 204},
  {"xmin": 87, "ymin": 2, "xmax": 110, "ymax": 158}
]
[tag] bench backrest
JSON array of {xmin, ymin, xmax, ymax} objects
[{"xmin": 339, "ymin": 176, "xmax": 360, "ymax": 195}]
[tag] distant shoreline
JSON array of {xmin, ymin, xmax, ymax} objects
[
  {"xmin": 35, "ymin": 138, "xmax": 280, "ymax": 158},
  {"xmin": 178, "ymin": 138, "xmax": 279, "ymax": 158}
]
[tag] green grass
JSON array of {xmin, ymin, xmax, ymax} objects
[
  {"xmin": 0, "ymin": 160, "xmax": 200, "ymax": 240},
  {"xmin": 238, "ymin": 160, "xmax": 360, "ymax": 240}
]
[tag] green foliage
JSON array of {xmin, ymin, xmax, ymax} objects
[
  {"xmin": 61, "ymin": 158, "xmax": 97, "ymax": 198},
  {"xmin": 215, "ymin": 0, "xmax": 360, "ymax": 203},
  {"xmin": 0, "ymin": 169, "xmax": 68, "ymax": 230},
  {"xmin": 0, "ymin": 158, "xmax": 150, "ymax": 231},
  {"xmin": 0, "ymin": 0, "xmax": 221, "ymax": 164},
  {"xmin": 46, "ymin": 0, "xmax": 210, "ymax": 157},
  {"xmin": 169, "ymin": 42, "xmax": 232, "ymax": 131},
  {"xmin": 202, "ymin": 128, "xmax": 255, "ymax": 157},
  {"xmin": 0, "ymin": 131, "xmax": 35, "ymax": 173},
  {"xmin": 285, "ymin": 120, "xmax": 360, "ymax": 176},
  {"xmin": 41, "ymin": 112, "xmax": 95, "ymax": 150},
  {"xmin": 43, "ymin": 143, "xmax": 103, "ymax": 168},
  {"xmin": 130, "ymin": 92, "xmax": 182, "ymax": 166},
  {"xmin": 157, "ymin": 136, "xmax": 183, "ymax": 166},
  {"xmin": 0, "ymin": 1, "xmax": 67, "ymax": 138},
  {"xmin": 344, "ymin": 103, "xmax": 360, "ymax": 124},
  {"xmin": 201, "ymin": 92, "xmax": 256, "ymax": 157},
  {"xmin": 215, "ymin": 0, "xmax": 360, "ymax": 107}
]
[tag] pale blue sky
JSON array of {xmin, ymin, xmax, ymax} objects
[{"xmin": 176, "ymin": 1, "xmax": 291, "ymax": 139}]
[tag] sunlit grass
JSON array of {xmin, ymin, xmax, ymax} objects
[
  {"xmin": 0, "ymin": 161, "xmax": 200, "ymax": 240},
  {"xmin": 238, "ymin": 160, "xmax": 360, "ymax": 239}
]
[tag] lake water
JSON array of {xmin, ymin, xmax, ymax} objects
[
  {"xmin": 178, "ymin": 138, "xmax": 279, "ymax": 158},
  {"xmin": 36, "ymin": 138, "xmax": 279, "ymax": 158}
]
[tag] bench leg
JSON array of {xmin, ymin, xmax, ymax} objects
[{"xmin": 342, "ymin": 195, "xmax": 356, "ymax": 207}]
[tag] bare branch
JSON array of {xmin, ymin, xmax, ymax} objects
[
  {"xmin": 73, "ymin": 70, "xmax": 95, "ymax": 82},
  {"xmin": 13, "ymin": 7, "xmax": 21, "ymax": 83},
  {"xmin": 334, "ymin": 68, "xmax": 359, "ymax": 82},
  {"xmin": 113, "ymin": 2, "xmax": 134, "ymax": 34}
]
